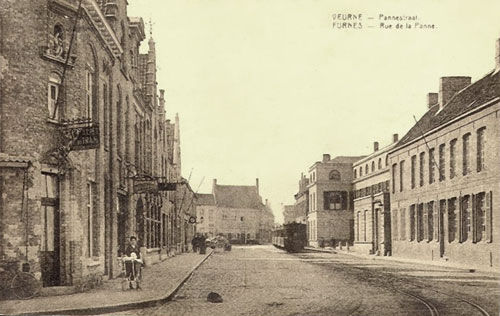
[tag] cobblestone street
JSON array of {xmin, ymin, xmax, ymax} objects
[{"xmin": 111, "ymin": 245, "xmax": 500, "ymax": 316}]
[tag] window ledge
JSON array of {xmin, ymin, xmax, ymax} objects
[{"xmin": 146, "ymin": 247, "xmax": 161, "ymax": 253}]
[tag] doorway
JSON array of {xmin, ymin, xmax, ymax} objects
[
  {"xmin": 373, "ymin": 208, "xmax": 380, "ymax": 253},
  {"xmin": 40, "ymin": 173, "xmax": 61, "ymax": 287}
]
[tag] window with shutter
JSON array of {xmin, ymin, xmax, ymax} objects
[
  {"xmin": 434, "ymin": 200, "xmax": 440, "ymax": 241},
  {"xmin": 427, "ymin": 201, "xmax": 434, "ymax": 242},
  {"xmin": 485, "ymin": 191, "xmax": 492, "ymax": 242},
  {"xmin": 448, "ymin": 198, "xmax": 457, "ymax": 243},
  {"xmin": 475, "ymin": 192, "xmax": 486, "ymax": 242}
]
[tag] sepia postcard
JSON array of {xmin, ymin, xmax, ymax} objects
[{"xmin": 0, "ymin": 0, "xmax": 499, "ymax": 315}]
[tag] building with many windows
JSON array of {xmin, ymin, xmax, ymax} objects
[
  {"xmin": 195, "ymin": 179, "xmax": 275, "ymax": 243},
  {"xmin": 388, "ymin": 40, "xmax": 500, "ymax": 268},
  {"xmin": 352, "ymin": 136, "xmax": 398, "ymax": 255},
  {"xmin": 306, "ymin": 155, "xmax": 363, "ymax": 247},
  {"xmin": 0, "ymin": 0, "xmax": 190, "ymax": 290}
]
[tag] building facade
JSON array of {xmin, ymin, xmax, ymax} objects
[
  {"xmin": 195, "ymin": 179, "xmax": 275, "ymax": 243},
  {"xmin": 352, "ymin": 137, "xmax": 397, "ymax": 255},
  {"xmin": 0, "ymin": 0, "xmax": 190, "ymax": 289},
  {"xmin": 389, "ymin": 40, "xmax": 500, "ymax": 268},
  {"xmin": 306, "ymin": 155, "xmax": 363, "ymax": 247}
]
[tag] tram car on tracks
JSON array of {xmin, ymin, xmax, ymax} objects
[{"xmin": 272, "ymin": 222, "xmax": 307, "ymax": 253}]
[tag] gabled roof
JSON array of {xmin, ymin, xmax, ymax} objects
[
  {"xmin": 397, "ymin": 70, "xmax": 500, "ymax": 149},
  {"xmin": 195, "ymin": 193, "xmax": 215, "ymax": 206},
  {"xmin": 213, "ymin": 185, "xmax": 263, "ymax": 209}
]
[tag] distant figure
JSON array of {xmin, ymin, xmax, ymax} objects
[{"xmin": 192, "ymin": 235, "xmax": 199, "ymax": 253}]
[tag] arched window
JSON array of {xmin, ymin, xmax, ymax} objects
[
  {"xmin": 354, "ymin": 169, "xmax": 357, "ymax": 179},
  {"xmin": 48, "ymin": 72, "xmax": 61, "ymax": 119},
  {"xmin": 378, "ymin": 158, "xmax": 382, "ymax": 169},
  {"xmin": 360, "ymin": 166, "xmax": 363, "ymax": 177},
  {"xmin": 329, "ymin": 170, "xmax": 341, "ymax": 181},
  {"xmin": 371, "ymin": 161, "xmax": 375, "ymax": 172},
  {"xmin": 365, "ymin": 164, "xmax": 369, "ymax": 174}
]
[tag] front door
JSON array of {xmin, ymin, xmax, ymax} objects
[
  {"xmin": 373, "ymin": 209, "xmax": 379, "ymax": 253},
  {"xmin": 40, "ymin": 173, "xmax": 61, "ymax": 287}
]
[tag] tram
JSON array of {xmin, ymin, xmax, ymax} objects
[{"xmin": 272, "ymin": 222, "xmax": 307, "ymax": 253}]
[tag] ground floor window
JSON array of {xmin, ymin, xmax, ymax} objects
[
  {"xmin": 400, "ymin": 208, "xmax": 406, "ymax": 240},
  {"xmin": 417, "ymin": 204, "xmax": 424, "ymax": 242},
  {"xmin": 145, "ymin": 198, "xmax": 162, "ymax": 248},
  {"xmin": 448, "ymin": 198, "xmax": 457, "ymax": 242},
  {"xmin": 427, "ymin": 201, "xmax": 434, "ymax": 242},
  {"xmin": 460, "ymin": 195, "xmax": 471, "ymax": 242},
  {"xmin": 409, "ymin": 205, "xmax": 416, "ymax": 241},
  {"xmin": 363, "ymin": 210, "xmax": 368, "ymax": 241},
  {"xmin": 392, "ymin": 210, "xmax": 398, "ymax": 242}
]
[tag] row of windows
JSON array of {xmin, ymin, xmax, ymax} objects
[
  {"xmin": 354, "ymin": 155, "xmax": 388, "ymax": 179},
  {"xmin": 392, "ymin": 192, "xmax": 492, "ymax": 244},
  {"xmin": 354, "ymin": 181, "xmax": 390, "ymax": 199},
  {"xmin": 392, "ymin": 127, "xmax": 486, "ymax": 193}
]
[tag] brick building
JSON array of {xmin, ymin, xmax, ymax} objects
[
  {"xmin": 0, "ymin": 0, "xmax": 189, "ymax": 289},
  {"xmin": 306, "ymin": 155, "xmax": 363, "ymax": 247},
  {"xmin": 388, "ymin": 38, "xmax": 500, "ymax": 268},
  {"xmin": 352, "ymin": 136, "xmax": 397, "ymax": 255},
  {"xmin": 195, "ymin": 179, "xmax": 275, "ymax": 243}
]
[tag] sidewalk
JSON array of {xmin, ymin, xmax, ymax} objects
[
  {"xmin": 0, "ymin": 249, "xmax": 213, "ymax": 316},
  {"xmin": 304, "ymin": 246, "xmax": 500, "ymax": 276}
]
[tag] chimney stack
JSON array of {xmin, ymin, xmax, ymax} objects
[
  {"xmin": 496, "ymin": 38, "xmax": 500, "ymax": 72},
  {"xmin": 213, "ymin": 179, "xmax": 217, "ymax": 187},
  {"xmin": 373, "ymin": 142, "xmax": 379, "ymax": 152},
  {"xmin": 393, "ymin": 133, "xmax": 399, "ymax": 143},
  {"xmin": 256, "ymin": 178, "xmax": 259, "ymax": 194},
  {"xmin": 439, "ymin": 76, "xmax": 471, "ymax": 109},
  {"xmin": 427, "ymin": 93, "xmax": 438, "ymax": 109},
  {"xmin": 322, "ymin": 154, "xmax": 331, "ymax": 163}
]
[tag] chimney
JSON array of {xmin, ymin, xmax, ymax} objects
[
  {"xmin": 373, "ymin": 142, "xmax": 379, "ymax": 152},
  {"xmin": 256, "ymin": 178, "xmax": 259, "ymax": 194},
  {"xmin": 322, "ymin": 154, "xmax": 331, "ymax": 163},
  {"xmin": 439, "ymin": 76, "xmax": 471, "ymax": 109},
  {"xmin": 213, "ymin": 179, "xmax": 217, "ymax": 187},
  {"xmin": 393, "ymin": 133, "xmax": 399, "ymax": 143},
  {"xmin": 496, "ymin": 38, "xmax": 500, "ymax": 71},
  {"xmin": 427, "ymin": 93, "xmax": 438, "ymax": 109}
]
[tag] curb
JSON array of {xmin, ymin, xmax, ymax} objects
[
  {"xmin": 12, "ymin": 250, "xmax": 214, "ymax": 316},
  {"xmin": 305, "ymin": 247, "xmax": 500, "ymax": 276}
]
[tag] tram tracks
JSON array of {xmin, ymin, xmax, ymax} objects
[{"xmin": 300, "ymin": 252, "xmax": 492, "ymax": 316}]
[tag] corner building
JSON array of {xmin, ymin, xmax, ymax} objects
[
  {"xmin": 306, "ymin": 155, "xmax": 363, "ymax": 247},
  {"xmin": 352, "ymin": 137, "xmax": 398, "ymax": 256},
  {"xmin": 0, "ymin": 0, "xmax": 186, "ymax": 289},
  {"xmin": 389, "ymin": 39, "xmax": 500, "ymax": 268}
]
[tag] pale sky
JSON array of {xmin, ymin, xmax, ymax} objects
[{"xmin": 128, "ymin": 0, "xmax": 500, "ymax": 223}]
